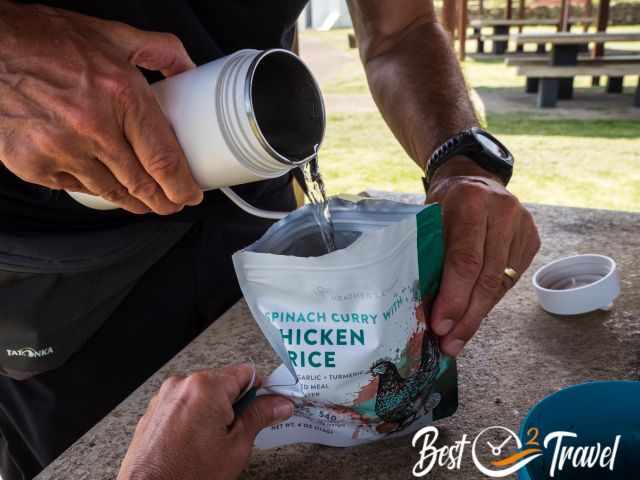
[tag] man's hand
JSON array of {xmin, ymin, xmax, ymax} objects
[
  {"xmin": 118, "ymin": 364, "xmax": 294, "ymax": 480},
  {"xmin": 0, "ymin": 2, "xmax": 203, "ymax": 214},
  {"xmin": 428, "ymin": 157, "xmax": 541, "ymax": 357}
]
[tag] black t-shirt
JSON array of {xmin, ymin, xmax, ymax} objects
[{"xmin": 1, "ymin": 0, "xmax": 307, "ymax": 232}]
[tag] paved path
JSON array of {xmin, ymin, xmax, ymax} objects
[
  {"xmin": 299, "ymin": 34, "xmax": 358, "ymax": 86},
  {"xmin": 476, "ymin": 86, "xmax": 640, "ymax": 120},
  {"xmin": 299, "ymin": 34, "xmax": 378, "ymax": 116}
]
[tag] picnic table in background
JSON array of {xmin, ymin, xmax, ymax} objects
[
  {"xmin": 469, "ymin": 17, "xmax": 594, "ymax": 55},
  {"xmin": 507, "ymin": 31, "xmax": 640, "ymax": 107}
]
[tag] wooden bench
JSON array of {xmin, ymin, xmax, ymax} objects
[
  {"xmin": 471, "ymin": 17, "xmax": 594, "ymax": 55},
  {"xmin": 510, "ymin": 32, "xmax": 640, "ymax": 101},
  {"xmin": 506, "ymin": 54, "xmax": 640, "ymax": 66},
  {"xmin": 513, "ymin": 31, "xmax": 640, "ymax": 46},
  {"xmin": 513, "ymin": 60, "xmax": 640, "ymax": 107},
  {"xmin": 507, "ymin": 55, "xmax": 640, "ymax": 96},
  {"xmin": 479, "ymin": 34, "xmax": 510, "ymax": 42},
  {"xmin": 470, "ymin": 17, "xmax": 593, "ymax": 29},
  {"xmin": 478, "ymin": 34, "xmax": 546, "ymax": 55}
]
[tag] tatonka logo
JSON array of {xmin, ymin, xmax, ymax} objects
[{"xmin": 6, "ymin": 347, "xmax": 54, "ymax": 358}]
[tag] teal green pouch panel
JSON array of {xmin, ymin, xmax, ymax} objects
[
  {"xmin": 416, "ymin": 203, "xmax": 458, "ymax": 422},
  {"xmin": 417, "ymin": 204, "xmax": 444, "ymax": 300}
]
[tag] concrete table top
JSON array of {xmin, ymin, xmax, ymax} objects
[{"xmin": 35, "ymin": 203, "xmax": 640, "ymax": 480}]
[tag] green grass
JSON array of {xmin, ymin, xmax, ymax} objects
[
  {"xmin": 305, "ymin": 29, "xmax": 640, "ymax": 212},
  {"xmin": 488, "ymin": 115, "xmax": 640, "ymax": 138},
  {"xmin": 488, "ymin": 115, "xmax": 640, "ymax": 211},
  {"xmin": 321, "ymin": 111, "xmax": 640, "ymax": 212},
  {"xmin": 321, "ymin": 113, "xmax": 424, "ymax": 195}
]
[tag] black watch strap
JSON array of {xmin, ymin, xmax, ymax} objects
[{"xmin": 423, "ymin": 127, "xmax": 513, "ymax": 193}]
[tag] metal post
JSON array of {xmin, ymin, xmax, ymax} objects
[
  {"xmin": 443, "ymin": 0, "xmax": 458, "ymax": 39},
  {"xmin": 584, "ymin": 0, "xmax": 593, "ymax": 32},
  {"xmin": 526, "ymin": 77, "xmax": 540, "ymax": 93},
  {"xmin": 552, "ymin": 44, "xmax": 579, "ymax": 99},
  {"xmin": 606, "ymin": 77, "xmax": 624, "ymax": 93},
  {"xmin": 459, "ymin": 0, "xmax": 468, "ymax": 60},
  {"xmin": 538, "ymin": 78, "xmax": 560, "ymax": 107},
  {"xmin": 493, "ymin": 25, "xmax": 509, "ymax": 55},
  {"xmin": 475, "ymin": 27, "xmax": 485, "ymax": 53},
  {"xmin": 516, "ymin": 0, "xmax": 526, "ymax": 53},
  {"xmin": 592, "ymin": 0, "xmax": 609, "ymax": 86},
  {"xmin": 594, "ymin": 0, "xmax": 610, "ymax": 58},
  {"xmin": 560, "ymin": 0, "xmax": 571, "ymax": 32}
]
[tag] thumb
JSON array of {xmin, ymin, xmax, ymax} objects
[
  {"xmin": 127, "ymin": 31, "xmax": 196, "ymax": 77},
  {"xmin": 238, "ymin": 395, "xmax": 294, "ymax": 439},
  {"xmin": 97, "ymin": 19, "xmax": 196, "ymax": 77}
]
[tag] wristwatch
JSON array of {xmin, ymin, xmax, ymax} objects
[{"xmin": 422, "ymin": 127, "xmax": 514, "ymax": 193}]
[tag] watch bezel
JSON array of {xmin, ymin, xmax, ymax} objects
[{"xmin": 470, "ymin": 128, "xmax": 514, "ymax": 167}]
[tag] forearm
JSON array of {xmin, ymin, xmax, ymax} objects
[
  {"xmin": 365, "ymin": 23, "xmax": 477, "ymax": 170},
  {"xmin": 349, "ymin": 3, "xmax": 478, "ymax": 172},
  {"xmin": 348, "ymin": 2, "xmax": 539, "ymax": 361}
]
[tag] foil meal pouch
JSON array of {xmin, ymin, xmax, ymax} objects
[{"xmin": 232, "ymin": 197, "xmax": 458, "ymax": 448}]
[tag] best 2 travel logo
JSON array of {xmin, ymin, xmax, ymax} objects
[{"xmin": 411, "ymin": 425, "xmax": 621, "ymax": 478}]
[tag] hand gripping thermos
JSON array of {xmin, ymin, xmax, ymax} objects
[{"xmin": 68, "ymin": 49, "xmax": 326, "ymax": 218}]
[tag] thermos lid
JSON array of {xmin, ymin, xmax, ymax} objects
[{"xmin": 532, "ymin": 254, "xmax": 620, "ymax": 315}]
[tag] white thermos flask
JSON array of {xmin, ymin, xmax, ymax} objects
[{"xmin": 68, "ymin": 49, "xmax": 326, "ymax": 218}]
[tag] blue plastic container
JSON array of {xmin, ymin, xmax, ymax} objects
[{"xmin": 518, "ymin": 381, "xmax": 640, "ymax": 480}]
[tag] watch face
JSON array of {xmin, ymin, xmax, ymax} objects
[{"xmin": 475, "ymin": 131, "xmax": 513, "ymax": 165}]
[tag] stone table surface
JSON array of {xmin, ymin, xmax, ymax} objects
[{"xmin": 36, "ymin": 203, "xmax": 640, "ymax": 480}]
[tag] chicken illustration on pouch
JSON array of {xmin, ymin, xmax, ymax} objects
[{"xmin": 369, "ymin": 327, "xmax": 441, "ymax": 432}]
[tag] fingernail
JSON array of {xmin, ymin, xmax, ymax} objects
[
  {"xmin": 444, "ymin": 339, "xmax": 465, "ymax": 357},
  {"xmin": 272, "ymin": 400, "xmax": 294, "ymax": 424},
  {"xmin": 434, "ymin": 318, "xmax": 455, "ymax": 336}
]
